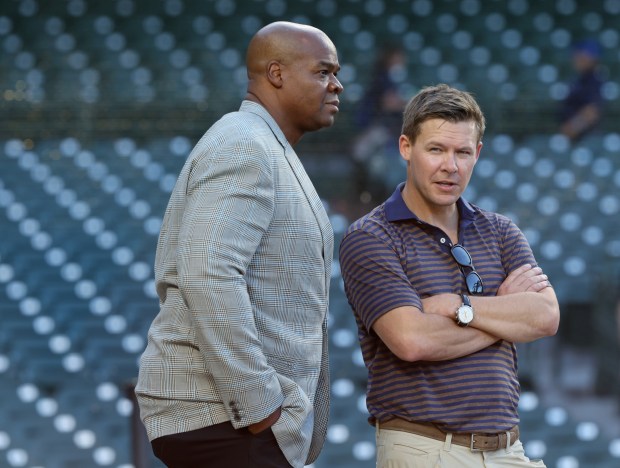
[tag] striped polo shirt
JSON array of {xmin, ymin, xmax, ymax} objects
[{"xmin": 339, "ymin": 183, "xmax": 538, "ymax": 433}]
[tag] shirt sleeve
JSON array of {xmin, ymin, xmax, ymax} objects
[
  {"xmin": 339, "ymin": 227, "xmax": 422, "ymax": 334},
  {"xmin": 501, "ymin": 217, "xmax": 538, "ymax": 275}
]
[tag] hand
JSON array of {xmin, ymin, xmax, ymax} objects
[
  {"xmin": 497, "ymin": 264, "xmax": 549, "ymax": 296},
  {"xmin": 247, "ymin": 406, "xmax": 282, "ymax": 435},
  {"xmin": 421, "ymin": 294, "xmax": 461, "ymax": 318}
]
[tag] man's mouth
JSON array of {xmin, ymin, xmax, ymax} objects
[{"xmin": 326, "ymin": 100, "xmax": 339, "ymax": 111}]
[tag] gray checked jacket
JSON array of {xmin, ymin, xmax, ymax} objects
[{"xmin": 135, "ymin": 101, "xmax": 334, "ymax": 467}]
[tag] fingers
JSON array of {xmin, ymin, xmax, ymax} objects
[
  {"xmin": 522, "ymin": 268, "xmax": 550, "ymax": 292},
  {"xmin": 527, "ymin": 277, "xmax": 550, "ymax": 292},
  {"xmin": 421, "ymin": 294, "xmax": 461, "ymax": 318},
  {"xmin": 527, "ymin": 267, "xmax": 550, "ymax": 292},
  {"xmin": 498, "ymin": 264, "xmax": 550, "ymax": 295}
]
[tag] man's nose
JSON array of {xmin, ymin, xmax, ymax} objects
[
  {"xmin": 442, "ymin": 153, "xmax": 459, "ymax": 172},
  {"xmin": 330, "ymin": 76, "xmax": 343, "ymax": 94}
]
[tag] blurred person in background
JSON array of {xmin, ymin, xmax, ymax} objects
[
  {"xmin": 340, "ymin": 84, "xmax": 560, "ymax": 467},
  {"xmin": 135, "ymin": 21, "xmax": 343, "ymax": 468},
  {"xmin": 559, "ymin": 38, "xmax": 605, "ymax": 142},
  {"xmin": 351, "ymin": 45, "xmax": 410, "ymax": 205}
]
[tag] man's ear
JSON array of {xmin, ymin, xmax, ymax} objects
[
  {"xmin": 399, "ymin": 134, "xmax": 412, "ymax": 162},
  {"xmin": 473, "ymin": 141, "xmax": 483, "ymax": 164},
  {"xmin": 266, "ymin": 61, "xmax": 283, "ymax": 88}
]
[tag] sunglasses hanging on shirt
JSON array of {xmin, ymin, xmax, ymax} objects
[{"xmin": 451, "ymin": 244, "xmax": 484, "ymax": 295}]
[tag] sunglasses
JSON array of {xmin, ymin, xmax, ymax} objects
[{"xmin": 451, "ymin": 244, "xmax": 484, "ymax": 295}]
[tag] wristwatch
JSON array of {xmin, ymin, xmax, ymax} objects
[{"xmin": 455, "ymin": 294, "xmax": 474, "ymax": 327}]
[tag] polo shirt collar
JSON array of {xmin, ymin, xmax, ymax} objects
[{"xmin": 384, "ymin": 182, "xmax": 477, "ymax": 224}]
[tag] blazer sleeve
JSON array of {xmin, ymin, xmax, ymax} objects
[{"xmin": 177, "ymin": 134, "xmax": 284, "ymax": 428}]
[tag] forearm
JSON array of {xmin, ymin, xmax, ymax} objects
[
  {"xmin": 373, "ymin": 305, "xmax": 499, "ymax": 362},
  {"xmin": 470, "ymin": 289, "xmax": 559, "ymax": 342},
  {"xmin": 423, "ymin": 260, "xmax": 560, "ymax": 343},
  {"xmin": 412, "ymin": 314, "xmax": 500, "ymax": 361}
]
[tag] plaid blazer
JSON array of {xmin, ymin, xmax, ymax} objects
[{"xmin": 135, "ymin": 101, "xmax": 334, "ymax": 467}]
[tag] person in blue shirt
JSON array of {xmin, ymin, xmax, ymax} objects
[{"xmin": 559, "ymin": 39, "xmax": 605, "ymax": 141}]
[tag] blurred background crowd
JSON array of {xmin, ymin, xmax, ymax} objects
[{"xmin": 0, "ymin": 0, "xmax": 619, "ymax": 467}]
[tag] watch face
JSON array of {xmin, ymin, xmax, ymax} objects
[{"xmin": 458, "ymin": 305, "xmax": 474, "ymax": 324}]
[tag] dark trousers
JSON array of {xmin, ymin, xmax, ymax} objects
[{"xmin": 151, "ymin": 421, "xmax": 292, "ymax": 468}]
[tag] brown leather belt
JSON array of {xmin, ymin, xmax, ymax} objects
[{"xmin": 378, "ymin": 418, "xmax": 519, "ymax": 452}]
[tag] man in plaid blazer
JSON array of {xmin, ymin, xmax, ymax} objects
[{"xmin": 135, "ymin": 21, "xmax": 343, "ymax": 468}]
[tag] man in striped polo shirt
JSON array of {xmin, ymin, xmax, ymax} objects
[{"xmin": 339, "ymin": 84, "xmax": 560, "ymax": 467}]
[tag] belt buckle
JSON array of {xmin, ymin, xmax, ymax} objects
[{"xmin": 470, "ymin": 433, "xmax": 482, "ymax": 452}]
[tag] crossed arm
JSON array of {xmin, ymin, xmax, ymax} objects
[{"xmin": 372, "ymin": 264, "xmax": 560, "ymax": 363}]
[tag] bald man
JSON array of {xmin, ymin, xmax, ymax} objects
[{"xmin": 135, "ymin": 22, "xmax": 343, "ymax": 468}]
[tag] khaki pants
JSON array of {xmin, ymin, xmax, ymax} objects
[{"xmin": 376, "ymin": 424, "xmax": 546, "ymax": 468}]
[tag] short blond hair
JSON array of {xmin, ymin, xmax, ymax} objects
[{"xmin": 402, "ymin": 84, "xmax": 486, "ymax": 144}]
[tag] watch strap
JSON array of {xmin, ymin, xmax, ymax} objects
[{"xmin": 461, "ymin": 293, "xmax": 471, "ymax": 307}]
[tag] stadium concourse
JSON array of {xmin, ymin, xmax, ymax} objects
[{"xmin": 1, "ymin": 0, "xmax": 620, "ymax": 467}]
